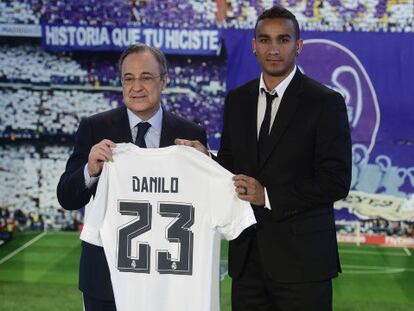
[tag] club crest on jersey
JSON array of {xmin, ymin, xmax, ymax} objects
[{"xmin": 132, "ymin": 176, "xmax": 179, "ymax": 193}]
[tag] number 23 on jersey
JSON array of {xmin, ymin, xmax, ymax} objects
[{"xmin": 117, "ymin": 200, "xmax": 195, "ymax": 275}]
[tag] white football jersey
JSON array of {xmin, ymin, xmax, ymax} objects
[{"xmin": 81, "ymin": 143, "xmax": 256, "ymax": 311}]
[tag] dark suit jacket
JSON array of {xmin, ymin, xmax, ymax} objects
[
  {"xmin": 57, "ymin": 106, "xmax": 206, "ymax": 300},
  {"xmin": 217, "ymin": 70, "xmax": 352, "ymax": 283}
]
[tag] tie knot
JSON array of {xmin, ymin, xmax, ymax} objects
[
  {"xmin": 137, "ymin": 122, "xmax": 151, "ymax": 133},
  {"xmin": 262, "ymin": 89, "xmax": 278, "ymax": 105},
  {"xmin": 135, "ymin": 122, "xmax": 151, "ymax": 147}
]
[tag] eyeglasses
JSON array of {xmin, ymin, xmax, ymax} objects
[{"xmin": 122, "ymin": 74, "xmax": 164, "ymax": 86}]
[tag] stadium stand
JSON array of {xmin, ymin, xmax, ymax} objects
[
  {"xmin": 40, "ymin": 0, "xmax": 217, "ymax": 27},
  {"xmin": 336, "ymin": 218, "xmax": 414, "ymax": 237},
  {"xmin": 1, "ymin": 0, "xmax": 413, "ymax": 31},
  {"xmin": 0, "ymin": 144, "xmax": 82, "ymax": 236},
  {"xmin": 0, "ymin": 0, "xmax": 42, "ymax": 24},
  {"xmin": 0, "ymin": 44, "xmax": 226, "ymax": 141},
  {"xmin": 0, "ymin": 45, "xmax": 88, "ymax": 84},
  {"xmin": 0, "ymin": 41, "xmax": 226, "ymax": 231},
  {"xmin": 0, "ymin": 87, "xmax": 117, "ymax": 139}
]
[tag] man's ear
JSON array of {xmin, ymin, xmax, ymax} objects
[
  {"xmin": 252, "ymin": 38, "xmax": 257, "ymax": 55},
  {"xmin": 161, "ymin": 75, "xmax": 168, "ymax": 90},
  {"xmin": 296, "ymin": 39, "xmax": 304, "ymax": 56}
]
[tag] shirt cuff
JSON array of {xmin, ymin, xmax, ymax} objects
[
  {"xmin": 208, "ymin": 148, "xmax": 217, "ymax": 159},
  {"xmin": 84, "ymin": 164, "xmax": 99, "ymax": 189},
  {"xmin": 264, "ymin": 187, "xmax": 272, "ymax": 210}
]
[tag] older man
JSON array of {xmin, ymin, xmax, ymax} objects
[{"xmin": 57, "ymin": 43, "xmax": 206, "ymax": 311}]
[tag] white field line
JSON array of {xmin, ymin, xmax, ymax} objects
[
  {"xmin": 0, "ymin": 231, "xmax": 47, "ymax": 265},
  {"xmin": 343, "ymin": 267, "xmax": 405, "ymax": 274},
  {"xmin": 339, "ymin": 249, "xmax": 407, "ymax": 257},
  {"xmin": 342, "ymin": 264, "xmax": 414, "ymax": 274},
  {"xmin": 403, "ymin": 247, "xmax": 412, "ymax": 256}
]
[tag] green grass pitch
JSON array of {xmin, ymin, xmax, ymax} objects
[{"xmin": 1, "ymin": 231, "xmax": 413, "ymax": 310}]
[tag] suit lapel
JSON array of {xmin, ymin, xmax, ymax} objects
[
  {"xmin": 108, "ymin": 106, "xmax": 133, "ymax": 143},
  {"xmin": 159, "ymin": 109, "xmax": 177, "ymax": 147},
  {"xmin": 245, "ymin": 81, "xmax": 260, "ymax": 166},
  {"xmin": 259, "ymin": 70, "xmax": 304, "ymax": 169}
]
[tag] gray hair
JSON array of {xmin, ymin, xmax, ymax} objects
[{"xmin": 118, "ymin": 43, "xmax": 168, "ymax": 76}]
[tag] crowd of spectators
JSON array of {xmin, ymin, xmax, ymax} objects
[
  {"xmin": 0, "ymin": 44, "xmax": 226, "ymax": 142},
  {"xmin": 0, "ymin": 45, "xmax": 88, "ymax": 85},
  {"xmin": 0, "ymin": 203, "xmax": 81, "ymax": 245},
  {"xmin": 296, "ymin": 0, "xmax": 414, "ymax": 32},
  {"xmin": 0, "ymin": 0, "xmax": 42, "ymax": 25},
  {"xmin": 0, "ymin": 206, "xmax": 18, "ymax": 244},
  {"xmin": 1, "ymin": 1, "xmax": 413, "ymax": 235},
  {"xmin": 0, "ymin": 205, "xmax": 45, "ymax": 245},
  {"xmin": 40, "ymin": 90, "xmax": 118, "ymax": 135},
  {"xmin": 216, "ymin": 0, "xmax": 414, "ymax": 32},
  {"xmin": 1, "ymin": 0, "xmax": 413, "ymax": 32},
  {"xmin": 163, "ymin": 57, "xmax": 226, "ymax": 141},
  {"xmin": 40, "ymin": 0, "xmax": 217, "ymax": 28},
  {"xmin": 336, "ymin": 219, "xmax": 414, "ymax": 237},
  {"xmin": 0, "ymin": 145, "xmax": 40, "ymax": 214},
  {"xmin": 0, "ymin": 88, "xmax": 117, "ymax": 139},
  {"xmin": 0, "ymin": 43, "xmax": 226, "ymax": 233},
  {"xmin": 0, "ymin": 144, "xmax": 83, "ymax": 240}
]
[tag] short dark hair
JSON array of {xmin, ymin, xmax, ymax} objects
[
  {"xmin": 118, "ymin": 43, "xmax": 168, "ymax": 76},
  {"xmin": 254, "ymin": 6, "xmax": 300, "ymax": 39}
]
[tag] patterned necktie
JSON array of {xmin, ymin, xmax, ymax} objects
[
  {"xmin": 135, "ymin": 122, "xmax": 151, "ymax": 148},
  {"xmin": 258, "ymin": 90, "xmax": 278, "ymax": 163}
]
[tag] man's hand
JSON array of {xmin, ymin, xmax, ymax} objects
[
  {"xmin": 175, "ymin": 139, "xmax": 209, "ymax": 156},
  {"xmin": 87, "ymin": 139, "xmax": 116, "ymax": 177},
  {"xmin": 233, "ymin": 174, "xmax": 265, "ymax": 206}
]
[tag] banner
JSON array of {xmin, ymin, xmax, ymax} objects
[
  {"xmin": 220, "ymin": 30, "xmax": 414, "ymax": 219},
  {"xmin": 0, "ymin": 24, "xmax": 41, "ymax": 37},
  {"xmin": 41, "ymin": 24, "xmax": 221, "ymax": 55},
  {"xmin": 335, "ymin": 191, "xmax": 414, "ymax": 221}
]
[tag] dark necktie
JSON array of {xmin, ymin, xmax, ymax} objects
[
  {"xmin": 135, "ymin": 122, "xmax": 151, "ymax": 148},
  {"xmin": 258, "ymin": 90, "xmax": 278, "ymax": 163}
]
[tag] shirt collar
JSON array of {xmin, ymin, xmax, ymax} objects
[
  {"xmin": 127, "ymin": 106, "xmax": 163, "ymax": 135},
  {"xmin": 259, "ymin": 66, "xmax": 297, "ymax": 99}
]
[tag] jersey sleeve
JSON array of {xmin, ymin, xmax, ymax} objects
[
  {"xmin": 209, "ymin": 170, "xmax": 256, "ymax": 241},
  {"xmin": 80, "ymin": 162, "xmax": 110, "ymax": 246}
]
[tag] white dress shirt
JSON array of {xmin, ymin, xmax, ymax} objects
[
  {"xmin": 84, "ymin": 107, "xmax": 164, "ymax": 188},
  {"xmin": 257, "ymin": 66, "xmax": 297, "ymax": 137},
  {"xmin": 257, "ymin": 66, "xmax": 297, "ymax": 209}
]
